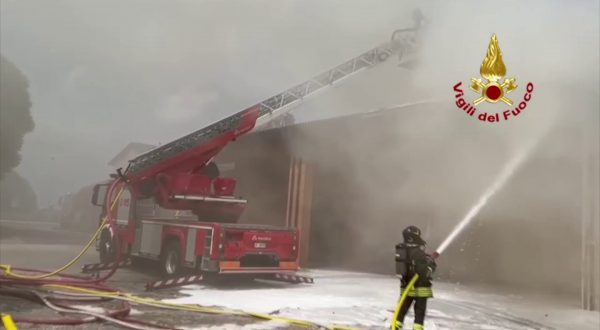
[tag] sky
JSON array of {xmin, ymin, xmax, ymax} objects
[{"xmin": 0, "ymin": 0, "xmax": 598, "ymax": 207}]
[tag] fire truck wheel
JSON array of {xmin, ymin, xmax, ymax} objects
[
  {"xmin": 99, "ymin": 229, "xmax": 116, "ymax": 263},
  {"xmin": 161, "ymin": 241, "xmax": 182, "ymax": 276}
]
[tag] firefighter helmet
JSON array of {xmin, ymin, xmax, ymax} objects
[{"xmin": 403, "ymin": 225, "xmax": 426, "ymax": 245}]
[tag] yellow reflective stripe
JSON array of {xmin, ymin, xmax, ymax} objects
[
  {"xmin": 413, "ymin": 323, "xmax": 424, "ymax": 330},
  {"xmin": 402, "ymin": 286, "xmax": 433, "ymax": 297}
]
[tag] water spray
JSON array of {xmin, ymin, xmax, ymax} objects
[
  {"xmin": 432, "ymin": 139, "xmax": 538, "ymax": 258},
  {"xmin": 392, "ymin": 140, "xmax": 539, "ymax": 330}
]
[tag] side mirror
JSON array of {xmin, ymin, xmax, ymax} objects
[{"xmin": 91, "ymin": 184, "xmax": 109, "ymax": 207}]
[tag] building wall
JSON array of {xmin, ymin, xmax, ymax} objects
[
  {"xmin": 218, "ymin": 130, "xmax": 291, "ymax": 227},
  {"xmin": 217, "ymin": 102, "xmax": 591, "ymax": 298}
]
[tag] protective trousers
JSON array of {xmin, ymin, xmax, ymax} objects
[{"xmin": 396, "ymin": 296, "xmax": 427, "ymax": 328}]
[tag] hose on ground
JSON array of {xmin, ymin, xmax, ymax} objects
[
  {"xmin": 0, "ymin": 179, "xmax": 124, "ymax": 281},
  {"xmin": 41, "ymin": 284, "xmax": 356, "ymax": 329},
  {"xmin": 0, "ymin": 176, "xmax": 361, "ymax": 329},
  {"xmin": 0, "ymin": 286, "xmax": 175, "ymax": 330}
]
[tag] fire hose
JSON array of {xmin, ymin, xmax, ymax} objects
[
  {"xmin": 390, "ymin": 273, "xmax": 420, "ymax": 330},
  {"xmin": 0, "ymin": 286, "xmax": 170, "ymax": 330},
  {"xmin": 40, "ymin": 284, "xmax": 358, "ymax": 329},
  {"xmin": 0, "ymin": 178, "xmax": 125, "ymax": 281},
  {"xmin": 0, "ymin": 174, "xmax": 460, "ymax": 330},
  {"xmin": 0, "ymin": 179, "xmax": 147, "ymax": 328},
  {"xmin": 1, "ymin": 280, "xmax": 357, "ymax": 329},
  {"xmin": 0, "ymin": 177, "xmax": 359, "ymax": 329},
  {"xmin": 0, "ymin": 182, "xmax": 133, "ymax": 328}
]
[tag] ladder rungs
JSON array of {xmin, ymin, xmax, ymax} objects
[{"xmin": 125, "ymin": 29, "xmax": 418, "ymax": 176}]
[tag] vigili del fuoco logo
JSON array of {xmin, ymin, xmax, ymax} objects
[{"xmin": 453, "ymin": 34, "xmax": 534, "ymax": 123}]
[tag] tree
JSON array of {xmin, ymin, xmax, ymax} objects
[
  {"xmin": 0, "ymin": 55, "xmax": 34, "ymax": 179},
  {"xmin": 0, "ymin": 170, "xmax": 38, "ymax": 217}
]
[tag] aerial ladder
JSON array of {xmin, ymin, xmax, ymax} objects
[{"xmin": 119, "ymin": 27, "xmax": 421, "ymax": 218}]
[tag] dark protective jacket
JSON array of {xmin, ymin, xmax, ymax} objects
[{"xmin": 396, "ymin": 243, "xmax": 437, "ymax": 289}]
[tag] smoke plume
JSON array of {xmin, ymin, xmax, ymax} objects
[{"xmin": 281, "ymin": 0, "xmax": 599, "ymax": 295}]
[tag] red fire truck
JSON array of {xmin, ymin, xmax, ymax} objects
[
  {"xmin": 89, "ymin": 27, "xmax": 418, "ymax": 282},
  {"xmin": 91, "ymin": 177, "xmax": 299, "ymax": 277}
]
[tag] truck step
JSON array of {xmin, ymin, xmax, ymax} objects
[
  {"xmin": 145, "ymin": 274, "xmax": 204, "ymax": 291},
  {"xmin": 270, "ymin": 273, "xmax": 314, "ymax": 284},
  {"xmin": 81, "ymin": 259, "xmax": 132, "ymax": 273}
]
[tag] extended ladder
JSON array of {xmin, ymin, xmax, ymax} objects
[{"xmin": 126, "ymin": 28, "xmax": 419, "ymax": 176}]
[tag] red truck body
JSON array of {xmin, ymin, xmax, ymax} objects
[{"xmin": 94, "ymin": 181, "xmax": 299, "ymax": 276}]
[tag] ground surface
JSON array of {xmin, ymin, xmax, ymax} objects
[{"xmin": 1, "ymin": 219, "xmax": 598, "ymax": 330}]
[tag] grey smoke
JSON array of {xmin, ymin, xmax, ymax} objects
[{"xmin": 280, "ymin": 0, "xmax": 598, "ymax": 294}]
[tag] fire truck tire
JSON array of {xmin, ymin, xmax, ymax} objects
[
  {"xmin": 99, "ymin": 229, "xmax": 116, "ymax": 263},
  {"xmin": 161, "ymin": 241, "xmax": 182, "ymax": 276}
]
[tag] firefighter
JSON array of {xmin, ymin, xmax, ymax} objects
[{"xmin": 394, "ymin": 225, "xmax": 436, "ymax": 330}]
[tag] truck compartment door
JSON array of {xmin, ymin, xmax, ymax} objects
[
  {"xmin": 140, "ymin": 222, "xmax": 163, "ymax": 256},
  {"xmin": 185, "ymin": 228, "xmax": 197, "ymax": 265}
]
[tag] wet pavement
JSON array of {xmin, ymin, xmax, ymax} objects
[
  {"xmin": 1, "ymin": 220, "xmax": 598, "ymax": 330},
  {"xmin": 0, "ymin": 220, "xmax": 276, "ymax": 330}
]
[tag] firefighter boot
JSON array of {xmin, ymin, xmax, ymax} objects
[{"xmin": 413, "ymin": 323, "xmax": 424, "ymax": 330}]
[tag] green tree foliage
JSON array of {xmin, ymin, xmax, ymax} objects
[{"xmin": 0, "ymin": 55, "xmax": 34, "ymax": 179}]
